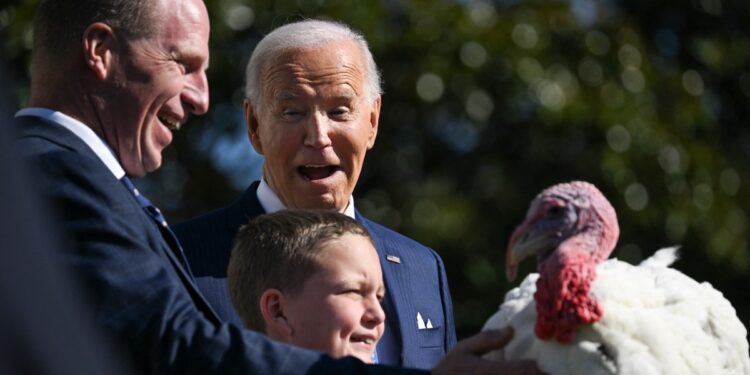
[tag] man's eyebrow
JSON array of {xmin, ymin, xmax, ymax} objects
[
  {"xmin": 333, "ymin": 91, "xmax": 355, "ymax": 99},
  {"xmin": 276, "ymin": 92, "xmax": 299, "ymax": 101},
  {"xmin": 275, "ymin": 90, "xmax": 356, "ymax": 101},
  {"xmin": 172, "ymin": 47, "xmax": 209, "ymax": 70}
]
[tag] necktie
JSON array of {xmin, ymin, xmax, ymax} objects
[{"xmin": 120, "ymin": 176, "xmax": 192, "ymax": 274}]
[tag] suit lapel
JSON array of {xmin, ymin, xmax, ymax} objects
[
  {"xmin": 356, "ymin": 213, "xmax": 416, "ymax": 365},
  {"xmin": 16, "ymin": 116, "xmax": 222, "ymax": 325},
  {"xmin": 155, "ymin": 227, "xmax": 221, "ymax": 324},
  {"xmin": 224, "ymin": 181, "xmax": 266, "ymax": 231}
]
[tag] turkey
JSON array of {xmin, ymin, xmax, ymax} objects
[{"xmin": 483, "ymin": 181, "xmax": 750, "ymax": 375}]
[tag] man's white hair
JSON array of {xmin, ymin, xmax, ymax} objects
[{"xmin": 245, "ymin": 19, "xmax": 383, "ymax": 106}]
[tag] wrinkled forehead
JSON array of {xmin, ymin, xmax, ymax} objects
[{"xmin": 260, "ymin": 41, "xmax": 367, "ymax": 99}]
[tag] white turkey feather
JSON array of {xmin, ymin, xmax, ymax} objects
[{"xmin": 483, "ymin": 247, "xmax": 750, "ymax": 375}]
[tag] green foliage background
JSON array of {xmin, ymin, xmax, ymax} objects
[{"xmin": 3, "ymin": 0, "xmax": 749, "ymax": 341}]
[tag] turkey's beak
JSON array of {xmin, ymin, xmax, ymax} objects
[
  {"xmin": 505, "ymin": 218, "xmax": 558, "ymax": 281},
  {"xmin": 506, "ymin": 221, "xmax": 534, "ymax": 281}
]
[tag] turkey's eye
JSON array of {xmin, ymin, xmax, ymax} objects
[{"xmin": 548, "ymin": 206, "xmax": 564, "ymax": 216}]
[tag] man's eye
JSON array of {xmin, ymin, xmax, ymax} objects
[
  {"xmin": 328, "ymin": 108, "xmax": 350, "ymax": 118},
  {"xmin": 282, "ymin": 109, "xmax": 304, "ymax": 117},
  {"xmin": 174, "ymin": 58, "xmax": 194, "ymax": 74},
  {"xmin": 173, "ymin": 61, "xmax": 186, "ymax": 74}
]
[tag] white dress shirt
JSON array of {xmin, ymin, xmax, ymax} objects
[{"xmin": 256, "ymin": 178, "xmax": 356, "ymax": 218}]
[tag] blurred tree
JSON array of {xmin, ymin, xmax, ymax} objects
[{"xmin": 3, "ymin": 0, "xmax": 748, "ymax": 341}]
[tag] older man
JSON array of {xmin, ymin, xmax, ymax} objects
[
  {"xmin": 175, "ymin": 20, "xmax": 449, "ymax": 368},
  {"xmin": 14, "ymin": 1, "xmax": 541, "ymax": 374}
]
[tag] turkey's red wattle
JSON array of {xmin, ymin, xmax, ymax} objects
[{"xmin": 534, "ymin": 251, "xmax": 602, "ymax": 343}]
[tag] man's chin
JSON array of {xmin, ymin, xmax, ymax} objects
[
  {"xmin": 293, "ymin": 199, "xmax": 343, "ymax": 211},
  {"xmin": 123, "ymin": 163, "xmax": 148, "ymax": 178},
  {"xmin": 143, "ymin": 159, "xmax": 162, "ymax": 176},
  {"xmin": 123, "ymin": 157, "xmax": 160, "ymax": 178},
  {"xmin": 318, "ymin": 194, "xmax": 350, "ymax": 212},
  {"xmin": 288, "ymin": 187, "xmax": 347, "ymax": 211}
]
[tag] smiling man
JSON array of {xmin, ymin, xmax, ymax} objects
[
  {"xmin": 174, "ymin": 19, "xmax": 455, "ymax": 368},
  {"xmin": 13, "ymin": 1, "xmax": 413, "ymax": 373},
  {"xmin": 13, "ymin": 1, "xmax": 541, "ymax": 373},
  {"xmin": 21, "ymin": 0, "xmax": 209, "ymax": 178}
]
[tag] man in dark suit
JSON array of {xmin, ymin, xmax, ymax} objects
[
  {"xmin": 14, "ymin": 1, "xmax": 541, "ymax": 374},
  {"xmin": 0, "ymin": 46, "xmax": 129, "ymax": 375},
  {"xmin": 175, "ymin": 19, "xmax": 446, "ymax": 369}
]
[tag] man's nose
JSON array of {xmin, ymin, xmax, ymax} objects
[
  {"xmin": 182, "ymin": 71, "xmax": 209, "ymax": 115},
  {"xmin": 303, "ymin": 111, "xmax": 332, "ymax": 148}
]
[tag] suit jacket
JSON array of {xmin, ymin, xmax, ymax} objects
[
  {"xmin": 1, "ymin": 112, "xmax": 129, "ymax": 374},
  {"xmin": 14, "ymin": 116, "xmax": 424, "ymax": 375},
  {"xmin": 174, "ymin": 181, "xmax": 458, "ymax": 369}
]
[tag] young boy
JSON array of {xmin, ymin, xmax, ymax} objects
[{"xmin": 227, "ymin": 209, "xmax": 386, "ymax": 363}]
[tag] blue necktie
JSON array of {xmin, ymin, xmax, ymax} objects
[{"xmin": 120, "ymin": 176, "xmax": 192, "ymax": 274}]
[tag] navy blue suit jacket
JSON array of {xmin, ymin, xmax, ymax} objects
[
  {"xmin": 15, "ymin": 116, "xmax": 424, "ymax": 375},
  {"xmin": 174, "ymin": 181, "xmax": 457, "ymax": 369}
]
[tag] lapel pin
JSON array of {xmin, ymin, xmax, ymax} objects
[{"xmin": 386, "ymin": 254, "xmax": 401, "ymax": 264}]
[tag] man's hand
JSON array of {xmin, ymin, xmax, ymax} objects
[{"xmin": 432, "ymin": 328, "xmax": 546, "ymax": 375}]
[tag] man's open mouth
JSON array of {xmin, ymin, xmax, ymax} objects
[
  {"xmin": 158, "ymin": 114, "xmax": 181, "ymax": 131},
  {"xmin": 298, "ymin": 165, "xmax": 340, "ymax": 180}
]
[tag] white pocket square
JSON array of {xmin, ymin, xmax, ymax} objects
[{"xmin": 416, "ymin": 312, "xmax": 435, "ymax": 330}]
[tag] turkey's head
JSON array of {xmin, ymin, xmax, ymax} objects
[{"xmin": 505, "ymin": 181, "xmax": 619, "ymax": 343}]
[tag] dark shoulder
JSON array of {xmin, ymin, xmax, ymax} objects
[
  {"xmin": 172, "ymin": 193, "xmax": 249, "ymax": 277},
  {"xmin": 173, "ymin": 182, "xmax": 261, "ymax": 242},
  {"xmin": 18, "ymin": 136, "xmax": 119, "ymax": 198},
  {"xmin": 16, "ymin": 126, "xmax": 77, "ymax": 161},
  {"xmin": 173, "ymin": 205, "xmax": 228, "ymax": 240},
  {"xmin": 14, "ymin": 118, "xmax": 108, "ymax": 180},
  {"xmin": 16, "ymin": 136, "xmax": 145, "ymax": 241}
]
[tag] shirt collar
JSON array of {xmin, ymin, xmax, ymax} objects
[
  {"xmin": 256, "ymin": 178, "xmax": 356, "ymax": 218},
  {"xmin": 16, "ymin": 107, "xmax": 126, "ymax": 179}
]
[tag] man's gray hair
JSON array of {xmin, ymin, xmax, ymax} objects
[{"xmin": 245, "ymin": 19, "xmax": 383, "ymax": 106}]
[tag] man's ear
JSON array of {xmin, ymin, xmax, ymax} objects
[
  {"xmin": 259, "ymin": 289, "xmax": 293, "ymax": 339},
  {"xmin": 82, "ymin": 22, "xmax": 116, "ymax": 80},
  {"xmin": 244, "ymin": 99, "xmax": 264, "ymax": 155},
  {"xmin": 366, "ymin": 95, "xmax": 381, "ymax": 150}
]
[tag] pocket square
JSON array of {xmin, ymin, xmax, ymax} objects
[{"xmin": 416, "ymin": 312, "xmax": 435, "ymax": 330}]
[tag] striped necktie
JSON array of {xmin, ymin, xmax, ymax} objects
[{"xmin": 120, "ymin": 176, "xmax": 192, "ymax": 274}]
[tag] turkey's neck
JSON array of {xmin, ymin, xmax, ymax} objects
[{"xmin": 534, "ymin": 242, "xmax": 602, "ymax": 343}]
